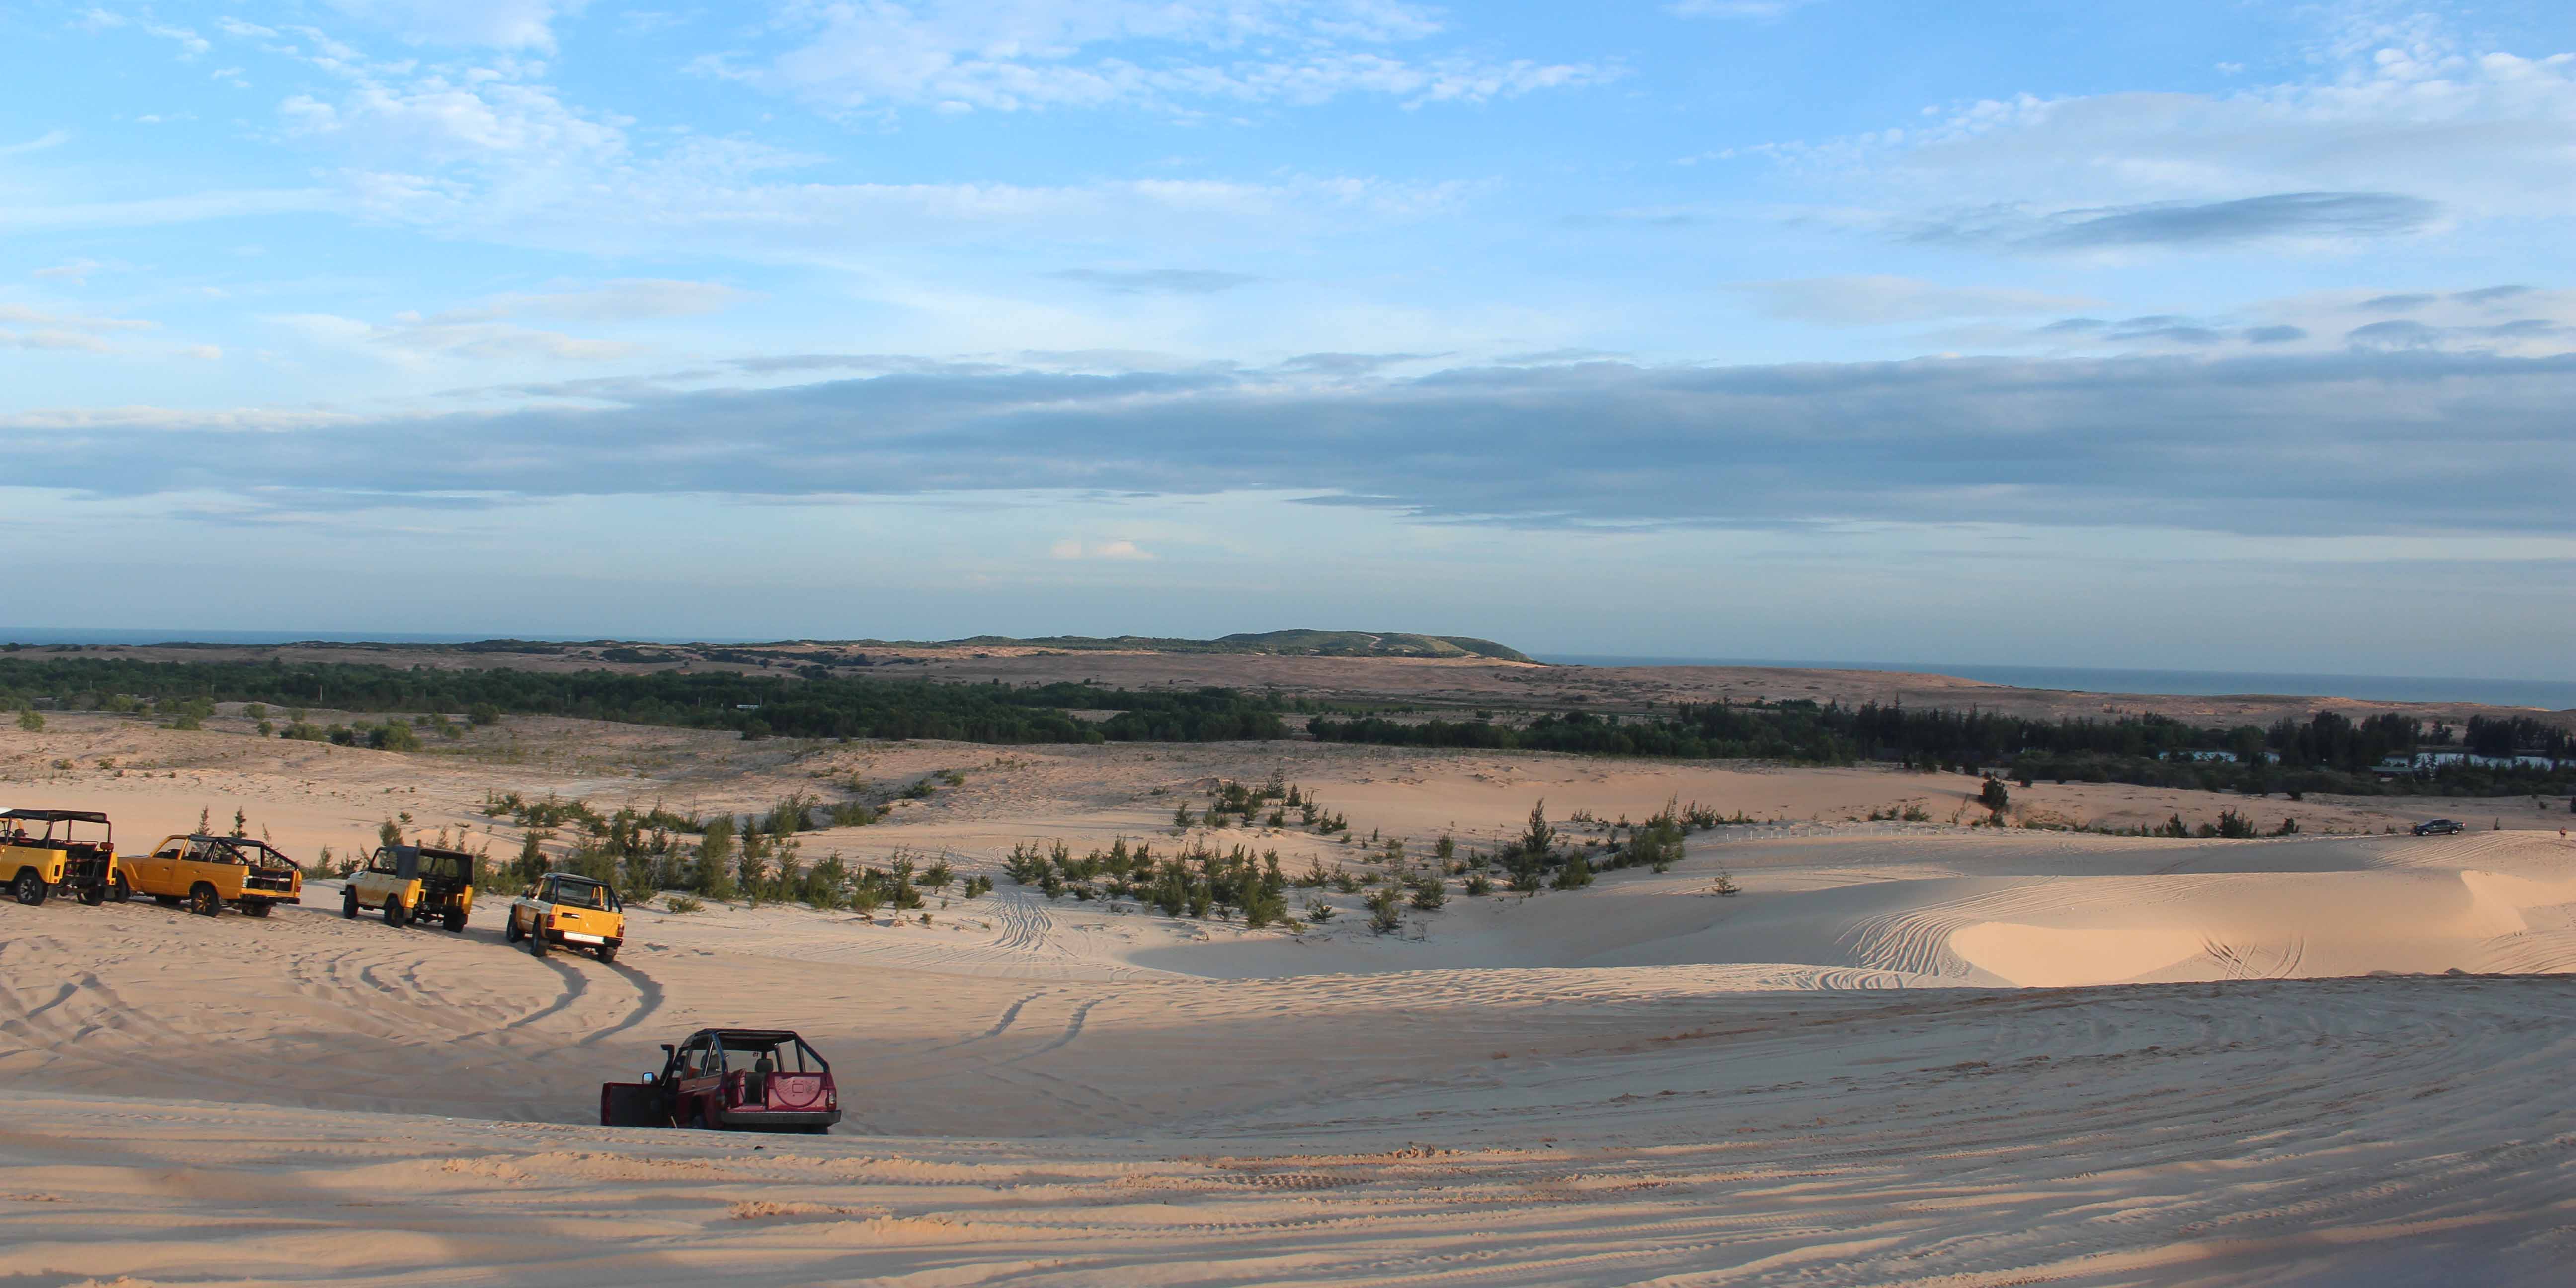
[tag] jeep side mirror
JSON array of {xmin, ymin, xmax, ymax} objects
[{"xmin": 642, "ymin": 1071, "xmax": 656, "ymax": 1085}]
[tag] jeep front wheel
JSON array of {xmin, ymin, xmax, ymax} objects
[
  {"xmin": 504, "ymin": 911, "xmax": 523, "ymax": 943},
  {"xmin": 188, "ymin": 884, "xmax": 221, "ymax": 917},
  {"xmin": 342, "ymin": 887, "xmax": 358, "ymax": 919},
  {"xmin": 12, "ymin": 871, "xmax": 47, "ymax": 906}
]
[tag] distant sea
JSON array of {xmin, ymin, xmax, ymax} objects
[
  {"xmin": 0, "ymin": 629, "xmax": 709, "ymax": 646},
  {"xmin": 1542, "ymin": 656, "xmax": 2576, "ymax": 712}
]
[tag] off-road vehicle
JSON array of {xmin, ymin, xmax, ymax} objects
[
  {"xmin": 344, "ymin": 844, "xmax": 478, "ymax": 930},
  {"xmin": 600, "ymin": 1028, "xmax": 839, "ymax": 1133},
  {"xmin": 117, "ymin": 834, "xmax": 304, "ymax": 917},
  {"xmin": 505, "ymin": 871, "xmax": 626, "ymax": 962},
  {"xmin": 2412, "ymin": 818, "xmax": 2465, "ymax": 836},
  {"xmin": 0, "ymin": 808, "xmax": 117, "ymax": 906}
]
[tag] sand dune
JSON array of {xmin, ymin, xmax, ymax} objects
[{"xmin": 2, "ymin": 718, "xmax": 2573, "ymax": 1282}]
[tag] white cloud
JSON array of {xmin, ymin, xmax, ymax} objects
[
  {"xmin": 0, "ymin": 130, "xmax": 69, "ymax": 157},
  {"xmin": 0, "ymin": 329, "xmax": 113, "ymax": 352},
  {"xmin": 1050, "ymin": 537, "xmax": 1156, "ymax": 560},
  {"xmin": 180, "ymin": 344, "xmax": 224, "ymax": 361},
  {"xmin": 0, "ymin": 303, "xmax": 156, "ymax": 355},
  {"xmin": 1667, "ymin": 1, "xmax": 1816, "ymax": 18},
  {"xmin": 142, "ymin": 21, "xmax": 210, "ymax": 59},
  {"xmin": 32, "ymin": 259, "xmax": 106, "ymax": 285},
  {"xmin": 325, "ymin": 0, "xmax": 588, "ymax": 51},
  {"xmin": 432, "ymin": 279, "xmax": 747, "ymax": 322},
  {"xmin": 1734, "ymin": 276, "xmax": 2098, "ymax": 325},
  {"xmin": 1758, "ymin": 12, "xmax": 2576, "ymax": 251},
  {"xmin": 271, "ymin": 310, "xmax": 640, "ymax": 365}
]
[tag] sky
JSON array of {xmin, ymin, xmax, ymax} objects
[{"xmin": 3, "ymin": 0, "xmax": 2573, "ymax": 676}]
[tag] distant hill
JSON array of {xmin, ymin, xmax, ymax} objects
[
  {"xmin": 1212, "ymin": 631, "xmax": 1531, "ymax": 662},
  {"xmin": 927, "ymin": 630, "xmax": 1534, "ymax": 663}
]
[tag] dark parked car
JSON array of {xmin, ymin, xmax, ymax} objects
[
  {"xmin": 2413, "ymin": 819, "xmax": 2464, "ymax": 836},
  {"xmin": 601, "ymin": 1028, "xmax": 839, "ymax": 1133}
]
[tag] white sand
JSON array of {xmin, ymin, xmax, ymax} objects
[{"xmin": 2, "ymin": 718, "xmax": 2573, "ymax": 1283}]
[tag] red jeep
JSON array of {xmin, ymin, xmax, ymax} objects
[{"xmin": 601, "ymin": 1028, "xmax": 840, "ymax": 1134}]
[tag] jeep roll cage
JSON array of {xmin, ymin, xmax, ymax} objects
[
  {"xmin": 171, "ymin": 835, "xmax": 299, "ymax": 869},
  {"xmin": 371, "ymin": 844, "xmax": 478, "ymax": 885},
  {"xmin": 538, "ymin": 872, "xmax": 619, "ymax": 912},
  {"xmin": 0, "ymin": 809, "xmax": 112, "ymax": 847}
]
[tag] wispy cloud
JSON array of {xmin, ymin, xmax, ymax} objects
[
  {"xmin": 723, "ymin": 0, "xmax": 1610, "ymax": 114},
  {"xmin": 1909, "ymin": 192, "xmax": 2440, "ymax": 253},
  {"xmin": 1735, "ymin": 275, "xmax": 2098, "ymax": 325}
]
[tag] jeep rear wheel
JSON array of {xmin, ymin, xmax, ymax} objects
[
  {"xmin": 342, "ymin": 887, "xmax": 358, "ymax": 919},
  {"xmin": 528, "ymin": 918, "xmax": 549, "ymax": 957},
  {"xmin": 107, "ymin": 874, "xmax": 130, "ymax": 903},
  {"xmin": 384, "ymin": 897, "xmax": 407, "ymax": 929},
  {"xmin": 595, "ymin": 942, "xmax": 618, "ymax": 964},
  {"xmin": 13, "ymin": 871, "xmax": 47, "ymax": 906},
  {"xmin": 78, "ymin": 881, "xmax": 106, "ymax": 907},
  {"xmin": 444, "ymin": 907, "xmax": 467, "ymax": 932},
  {"xmin": 188, "ymin": 884, "xmax": 221, "ymax": 917},
  {"xmin": 242, "ymin": 900, "xmax": 272, "ymax": 918}
]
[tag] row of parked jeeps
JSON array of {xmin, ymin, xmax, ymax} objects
[
  {"xmin": 0, "ymin": 806, "xmax": 626, "ymax": 961},
  {"xmin": 6, "ymin": 807, "xmax": 837, "ymax": 1133}
]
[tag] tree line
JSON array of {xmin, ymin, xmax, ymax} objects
[
  {"xmin": 1308, "ymin": 702, "xmax": 2575, "ymax": 797},
  {"xmin": 0, "ymin": 656, "xmax": 1285, "ymax": 745}
]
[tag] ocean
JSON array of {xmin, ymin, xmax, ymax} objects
[{"xmin": 1540, "ymin": 656, "xmax": 2576, "ymax": 712}]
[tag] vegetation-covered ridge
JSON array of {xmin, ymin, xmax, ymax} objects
[
  {"xmin": 8, "ymin": 656, "xmax": 2570, "ymax": 799},
  {"xmin": 0, "ymin": 657, "xmax": 1284, "ymax": 744},
  {"xmin": 13, "ymin": 628, "xmax": 1535, "ymax": 663},
  {"xmin": 1309, "ymin": 702, "xmax": 2576, "ymax": 798}
]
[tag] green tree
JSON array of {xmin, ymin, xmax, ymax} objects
[
  {"xmin": 1978, "ymin": 777, "xmax": 2011, "ymax": 815},
  {"xmin": 14, "ymin": 709, "xmax": 40, "ymax": 732},
  {"xmin": 695, "ymin": 817, "xmax": 738, "ymax": 901},
  {"xmin": 1519, "ymin": 799, "xmax": 1554, "ymax": 860},
  {"xmin": 1551, "ymin": 852, "xmax": 1593, "ymax": 890}
]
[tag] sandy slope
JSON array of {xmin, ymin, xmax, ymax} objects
[{"xmin": 2, "ymin": 718, "xmax": 2574, "ymax": 1283}]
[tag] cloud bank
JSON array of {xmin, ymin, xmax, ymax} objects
[{"xmin": 16, "ymin": 352, "xmax": 2572, "ymax": 540}]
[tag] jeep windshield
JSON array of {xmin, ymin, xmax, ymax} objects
[{"xmin": 548, "ymin": 876, "xmax": 616, "ymax": 910}]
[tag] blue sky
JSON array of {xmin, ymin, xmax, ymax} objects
[{"xmin": 5, "ymin": 1, "xmax": 2574, "ymax": 676}]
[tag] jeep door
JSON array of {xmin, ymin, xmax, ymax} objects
[
  {"xmin": 673, "ymin": 1036, "xmax": 724, "ymax": 1124},
  {"xmin": 133, "ymin": 837, "xmax": 186, "ymax": 894}
]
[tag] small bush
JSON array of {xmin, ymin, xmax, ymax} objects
[{"xmin": 663, "ymin": 894, "xmax": 705, "ymax": 914}]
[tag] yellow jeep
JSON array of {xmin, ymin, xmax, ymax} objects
[
  {"xmin": 0, "ymin": 808, "xmax": 118, "ymax": 906},
  {"xmin": 118, "ymin": 833, "xmax": 305, "ymax": 917},
  {"xmin": 505, "ymin": 871, "xmax": 626, "ymax": 962},
  {"xmin": 344, "ymin": 845, "xmax": 477, "ymax": 931}
]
